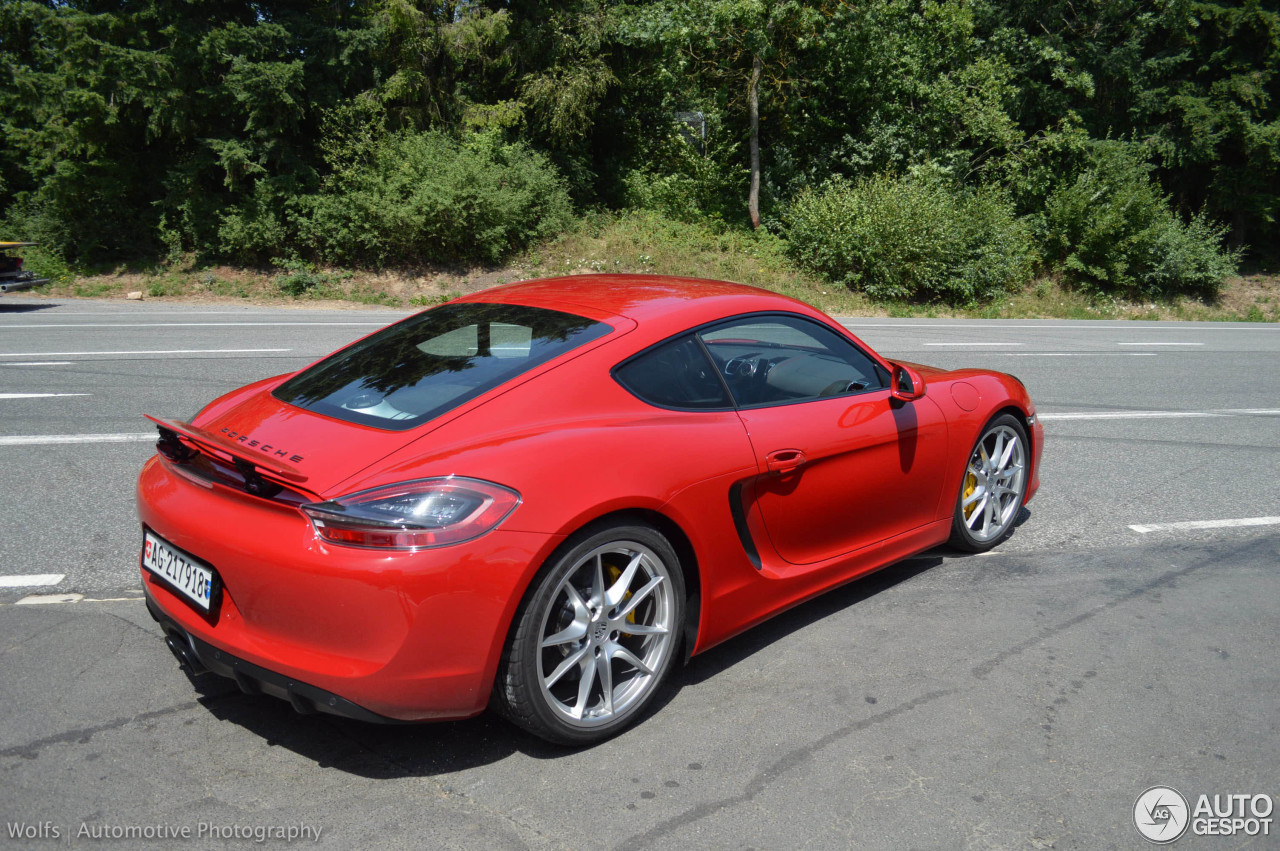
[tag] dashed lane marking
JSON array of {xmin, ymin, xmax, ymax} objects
[
  {"xmin": 1000, "ymin": 352, "xmax": 1158, "ymax": 357},
  {"xmin": 0, "ymin": 348, "xmax": 289, "ymax": 357},
  {"xmin": 1129, "ymin": 517, "xmax": 1280, "ymax": 534},
  {"xmin": 0, "ymin": 433, "xmax": 153, "ymax": 446},
  {"xmin": 1039, "ymin": 408, "xmax": 1280, "ymax": 421},
  {"xmin": 0, "ymin": 574, "xmax": 65, "ymax": 588},
  {"xmin": 0, "ymin": 393, "xmax": 90, "ymax": 400},
  {"xmin": 0, "ymin": 322, "xmax": 387, "ymax": 329},
  {"xmin": 9, "ymin": 592, "xmax": 144, "ymax": 606},
  {"xmin": 15, "ymin": 594, "xmax": 83, "ymax": 605}
]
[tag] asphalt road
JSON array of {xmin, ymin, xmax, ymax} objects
[{"xmin": 1, "ymin": 296, "xmax": 1276, "ymax": 850}]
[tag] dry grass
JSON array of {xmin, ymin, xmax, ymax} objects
[{"xmin": 23, "ymin": 212, "xmax": 1279, "ymax": 322}]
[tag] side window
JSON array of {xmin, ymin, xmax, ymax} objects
[
  {"xmin": 490, "ymin": 322, "xmax": 532, "ymax": 358},
  {"xmin": 698, "ymin": 314, "xmax": 886, "ymax": 407},
  {"xmin": 614, "ymin": 335, "xmax": 732, "ymax": 410},
  {"xmin": 418, "ymin": 325, "xmax": 478, "ymax": 357},
  {"xmin": 417, "ymin": 322, "xmax": 532, "ymax": 359}
]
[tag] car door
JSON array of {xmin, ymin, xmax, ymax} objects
[{"xmin": 698, "ymin": 314, "xmax": 948, "ymax": 566}]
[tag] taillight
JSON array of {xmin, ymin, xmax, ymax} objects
[{"xmin": 301, "ymin": 477, "xmax": 520, "ymax": 550}]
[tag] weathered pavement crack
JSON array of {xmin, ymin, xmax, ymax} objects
[
  {"xmin": 617, "ymin": 688, "xmax": 958, "ymax": 849},
  {"xmin": 617, "ymin": 537, "xmax": 1274, "ymax": 848},
  {"xmin": 971, "ymin": 550, "xmax": 1222, "ymax": 678},
  {"xmin": 0, "ymin": 701, "xmax": 201, "ymax": 760}
]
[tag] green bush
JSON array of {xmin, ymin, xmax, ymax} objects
[
  {"xmin": 217, "ymin": 182, "xmax": 292, "ymax": 263},
  {"xmin": 783, "ymin": 172, "xmax": 1034, "ymax": 304},
  {"xmin": 621, "ymin": 117, "xmax": 746, "ymax": 225},
  {"xmin": 1040, "ymin": 143, "xmax": 1238, "ymax": 298},
  {"xmin": 11, "ymin": 243, "xmax": 75, "ymax": 287},
  {"xmin": 301, "ymin": 130, "xmax": 572, "ymax": 265}
]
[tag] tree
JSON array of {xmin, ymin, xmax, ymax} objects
[
  {"xmin": 620, "ymin": 0, "xmax": 835, "ymax": 227},
  {"xmin": 979, "ymin": 0, "xmax": 1280, "ymax": 255}
]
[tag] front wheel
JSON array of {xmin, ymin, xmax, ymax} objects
[
  {"xmin": 948, "ymin": 413, "xmax": 1029, "ymax": 552},
  {"xmin": 494, "ymin": 523, "xmax": 685, "ymax": 746}
]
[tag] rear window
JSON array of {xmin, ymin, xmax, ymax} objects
[{"xmin": 273, "ymin": 303, "xmax": 612, "ymax": 430}]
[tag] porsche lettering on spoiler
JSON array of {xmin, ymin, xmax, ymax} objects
[
  {"xmin": 218, "ymin": 427, "xmax": 305, "ymax": 463},
  {"xmin": 143, "ymin": 415, "xmax": 308, "ymax": 484}
]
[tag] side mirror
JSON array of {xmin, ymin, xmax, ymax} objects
[{"xmin": 890, "ymin": 363, "xmax": 926, "ymax": 403}]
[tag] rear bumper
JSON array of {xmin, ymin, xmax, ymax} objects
[
  {"xmin": 147, "ymin": 596, "xmax": 402, "ymax": 723},
  {"xmin": 137, "ymin": 455, "xmax": 562, "ymax": 721}
]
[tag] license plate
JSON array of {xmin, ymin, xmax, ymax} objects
[{"xmin": 142, "ymin": 531, "xmax": 218, "ymax": 614}]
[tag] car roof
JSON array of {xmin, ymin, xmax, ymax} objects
[{"xmin": 456, "ymin": 274, "xmax": 820, "ymax": 331}]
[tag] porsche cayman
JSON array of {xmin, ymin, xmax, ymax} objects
[{"xmin": 137, "ymin": 275, "xmax": 1043, "ymax": 744}]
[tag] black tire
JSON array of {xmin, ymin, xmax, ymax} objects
[
  {"xmin": 948, "ymin": 413, "xmax": 1029, "ymax": 553},
  {"xmin": 494, "ymin": 522, "xmax": 685, "ymax": 746}
]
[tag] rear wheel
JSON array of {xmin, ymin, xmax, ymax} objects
[
  {"xmin": 948, "ymin": 414, "xmax": 1028, "ymax": 552},
  {"xmin": 495, "ymin": 522, "xmax": 684, "ymax": 745}
]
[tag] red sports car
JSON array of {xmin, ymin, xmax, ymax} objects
[{"xmin": 137, "ymin": 275, "xmax": 1042, "ymax": 744}]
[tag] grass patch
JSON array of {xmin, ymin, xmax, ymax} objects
[
  {"xmin": 519, "ymin": 210, "xmax": 883, "ymax": 316},
  {"xmin": 70, "ymin": 280, "xmax": 121, "ymax": 298},
  {"xmin": 14, "ymin": 211, "xmax": 1277, "ymax": 322}
]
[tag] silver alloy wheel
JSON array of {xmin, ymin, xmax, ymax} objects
[
  {"xmin": 535, "ymin": 541, "xmax": 675, "ymax": 728},
  {"xmin": 961, "ymin": 424, "xmax": 1027, "ymax": 543}
]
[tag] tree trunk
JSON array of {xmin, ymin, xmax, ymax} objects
[
  {"xmin": 748, "ymin": 52, "xmax": 762, "ymax": 229},
  {"xmin": 1231, "ymin": 208, "xmax": 1246, "ymax": 254}
]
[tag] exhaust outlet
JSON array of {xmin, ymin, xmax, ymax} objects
[{"xmin": 164, "ymin": 632, "xmax": 208, "ymax": 677}]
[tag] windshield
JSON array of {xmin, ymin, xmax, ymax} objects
[{"xmin": 273, "ymin": 303, "xmax": 612, "ymax": 430}]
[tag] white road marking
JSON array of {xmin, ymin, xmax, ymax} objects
[
  {"xmin": 997, "ymin": 352, "xmax": 1158, "ymax": 357},
  {"xmin": 840, "ymin": 322, "xmax": 1276, "ymax": 331},
  {"xmin": 1116, "ymin": 341, "xmax": 1204, "ymax": 346},
  {"xmin": 1129, "ymin": 516, "xmax": 1280, "ymax": 534},
  {"xmin": 15, "ymin": 593, "xmax": 83, "ymax": 605},
  {"xmin": 1, "ymin": 361, "xmax": 74, "ymax": 366},
  {"xmin": 7, "ymin": 592, "xmax": 143, "ymax": 606},
  {"xmin": 0, "ymin": 348, "xmax": 289, "ymax": 357},
  {"xmin": 0, "ymin": 433, "xmax": 153, "ymax": 446},
  {"xmin": 1040, "ymin": 411, "xmax": 1217, "ymax": 421},
  {"xmin": 922, "ymin": 342, "xmax": 1024, "ymax": 347},
  {"xmin": 0, "ymin": 574, "xmax": 65, "ymax": 588},
  {"xmin": 1040, "ymin": 408, "xmax": 1280, "ymax": 421},
  {"xmin": 0, "ymin": 322, "xmax": 388, "ymax": 329},
  {"xmin": 1, "ymin": 310, "xmax": 404, "ymax": 316},
  {"xmin": 0, "ymin": 393, "xmax": 90, "ymax": 400}
]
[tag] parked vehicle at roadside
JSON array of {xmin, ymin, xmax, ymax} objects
[
  {"xmin": 138, "ymin": 275, "xmax": 1043, "ymax": 745},
  {"xmin": 0, "ymin": 242, "xmax": 50, "ymax": 294}
]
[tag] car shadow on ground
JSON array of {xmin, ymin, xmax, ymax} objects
[
  {"xmin": 184, "ymin": 541, "xmax": 995, "ymax": 777},
  {"xmin": 677, "ymin": 554, "xmax": 947, "ymax": 689},
  {"xmin": 0, "ymin": 301, "xmax": 58, "ymax": 313}
]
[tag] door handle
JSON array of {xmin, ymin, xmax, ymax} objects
[{"xmin": 766, "ymin": 448, "xmax": 806, "ymax": 474}]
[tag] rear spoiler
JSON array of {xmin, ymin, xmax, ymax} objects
[{"xmin": 145, "ymin": 415, "xmax": 308, "ymax": 484}]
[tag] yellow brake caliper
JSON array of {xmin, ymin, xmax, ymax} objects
[
  {"xmin": 962, "ymin": 471, "xmax": 978, "ymax": 520},
  {"xmin": 607, "ymin": 565, "xmax": 636, "ymax": 624}
]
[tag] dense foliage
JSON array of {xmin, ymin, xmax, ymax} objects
[
  {"xmin": 785, "ymin": 173, "xmax": 1034, "ymax": 303},
  {"xmin": 304, "ymin": 127, "xmax": 571, "ymax": 264},
  {"xmin": 2, "ymin": 0, "xmax": 1275, "ymax": 303}
]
